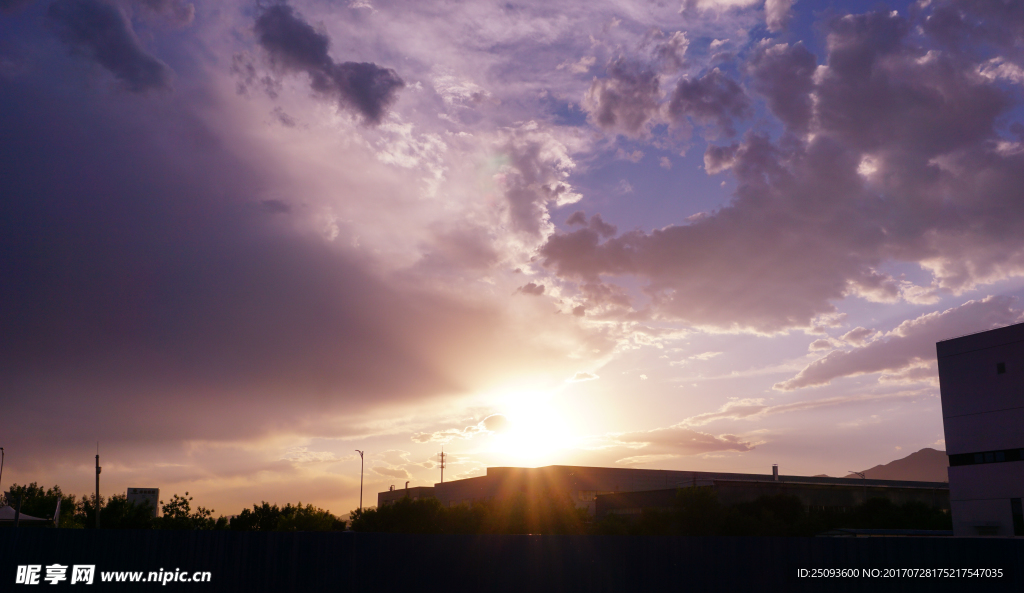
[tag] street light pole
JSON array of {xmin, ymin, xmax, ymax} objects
[
  {"xmin": 96, "ymin": 445, "xmax": 102, "ymax": 529},
  {"xmin": 0, "ymin": 448, "xmax": 5, "ymax": 503},
  {"xmin": 355, "ymin": 450, "xmax": 364, "ymax": 511}
]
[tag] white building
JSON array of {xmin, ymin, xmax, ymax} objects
[
  {"xmin": 937, "ymin": 322, "xmax": 1024, "ymax": 537},
  {"xmin": 127, "ymin": 487, "xmax": 160, "ymax": 517}
]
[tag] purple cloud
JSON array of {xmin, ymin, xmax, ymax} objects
[
  {"xmin": 254, "ymin": 4, "xmax": 403, "ymax": 124},
  {"xmin": 48, "ymin": 0, "xmax": 172, "ymax": 92},
  {"xmin": 776, "ymin": 296, "xmax": 1022, "ymax": 390},
  {"xmin": 583, "ymin": 58, "xmax": 661, "ymax": 137}
]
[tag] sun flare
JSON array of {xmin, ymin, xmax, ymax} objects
[{"xmin": 485, "ymin": 391, "xmax": 576, "ymax": 466}]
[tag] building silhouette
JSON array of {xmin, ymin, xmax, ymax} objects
[{"xmin": 378, "ymin": 465, "xmax": 948, "ymax": 515}]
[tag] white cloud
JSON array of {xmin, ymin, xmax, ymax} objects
[{"xmin": 775, "ymin": 296, "xmax": 1021, "ymax": 391}]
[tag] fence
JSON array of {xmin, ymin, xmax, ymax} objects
[{"xmin": 2, "ymin": 528, "xmax": 1022, "ymax": 592}]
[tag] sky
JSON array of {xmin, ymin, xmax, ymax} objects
[{"xmin": 3, "ymin": 0, "xmax": 1024, "ymax": 517}]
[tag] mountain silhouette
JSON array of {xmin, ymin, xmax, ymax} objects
[{"xmin": 843, "ymin": 448, "xmax": 948, "ymax": 482}]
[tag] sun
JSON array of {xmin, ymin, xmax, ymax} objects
[{"xmin": 484, "ymin": 391, "xmax": 576, "ymax": 466}]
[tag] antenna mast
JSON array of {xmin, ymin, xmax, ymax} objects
[{"xmin": 439, "ymin": 447, "xmax": 447, "ymax": 484}]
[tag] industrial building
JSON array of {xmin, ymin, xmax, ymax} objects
[
  {"xmin": 937, "ymin": 321, "xmax": 1024, "ymax": 537},
  {"xmin": 595, "ymin": 477, "xmax": 949, "ymax": 518},
  {"xmin": 378, "ymin": 486, "xmax": 436, "ymax": 508},
  {"xmin": 377, "ymin": 465, "xmax": 948, "ymax": 516}
]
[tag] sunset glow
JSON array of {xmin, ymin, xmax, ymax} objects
[{"xmin": 3, "ymin": 0, "xmax": 1024, "ymax": 518}]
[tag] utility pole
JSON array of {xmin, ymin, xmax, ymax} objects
[
  {"xmin": 355, "ymin": 450, "xmax": 364, "ymax": 511},
  {"xmin": 95, "ymin": 444, "xmax": 101, "ymax": 529},
  {"xmin": 439, "ymin": 448, "xmax": 447, "ymax": 484}
]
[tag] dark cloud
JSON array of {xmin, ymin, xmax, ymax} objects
[
  {"xmin": 253, "ymin": 4, "xmax": 403, "ymax": 124},
  {"xmin": 645, "ymin": 29, "xmax": 689, "ymax": 72},
  {"xmin": 0, "ymin": 60, "xmax": 585, "ymax": 472},
  {"xmin": 748, "ymin": 42, "xmax": 816, "ymax": 133},
  {"xmin": 270, "ymin": 106, "xmax": 296, "ymax": 127},
  {"xmin": 541, "ymin": 7, "xmax": 1024, "ymax": 332},
  {"xmin": 517, "ymin": 282, "xmax": 545, "ymax": 296},
  {"xmin": 565, "ymin": 211, "xmax": 587, "ymax": 226},
  {"xmin": 135, "ymin": 0, "xmax": 194, "ymax": 25},
  {"xmin": 702, "ymin": 142, "xmax": 737, "ymax": 174},
  {"xmin": 260, "ymin": 199, "xmax": 291, "ymax": 213},
  {"xmin": 668, "ymin": 68, "xmax": 750, "ymax": 137},
  {"xmin": 48, "ymin": 0, "xmax": 172, "ymax": 92},
  {"xmin": 587, "ymin": 214, "xmax": 617, "ymax": 238},
  {"xmin": 230, "ymin": 52, "xmax": 281, "ymax": 98},
  {"xmin": 564, "ymin": 212, "xmax": 616, "ymax": 237},
  {"xmin": 0, "ymin": 0, "xmax": 33, "ymax": 14},
  {"xmin": 817, "ymin": 9, "xmax": 1006, "ymax": 155},
  {"xmin": 923, "ymin": 0, "xmax": 1024, "ymax": 64},
  {"xmin": 583, "ymin": 58, "xmax": 661, "ymax": 137}
]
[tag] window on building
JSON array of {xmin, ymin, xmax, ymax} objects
[{"xmin": 997, "ymin": 362, "xmax": 1006, "ymax": 374}]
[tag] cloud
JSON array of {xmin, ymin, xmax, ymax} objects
[
  {"xmin": 569, "ymin": 371, "xmax": 599, "ymax": 382},
  {"xmin": 690, "ymin": 351, "xmax": 722, "ymax": 361},
  {"xmin": 565, "ymin": 212, "xmax": 617, "ymax": 238},
  {"xmin": 764, "ymin": 0, "xmax": 793, "ymax": 32},
  {"xmin": 281, "ymin": 447, "xmax": 347, "ymax": 463},
  {"xmin": 557, "ymin": 55, "xmax": 596, "ymax": 74},
  {"xmin": 878, "ymin": 363, "xmax": 939, "ymax": 387},
  {"xmin": 0, "ymin": 34, "xmax": 605, "ymax": 484},
  {"xmin": 650, "ymin": 30, "xmax": 690, "ymax": 72},
  {"xmin": 615, "ymin": 148, "xmax": 644, "ymax": 162},
  {"xmin": 496, "ymin": 127, "xmax": 583, "ymax": 240},
  {"xmin": 775, "ymin": 296, "xmax": 1021, "ymax": 390},
  {"xmin": 748, "ymin": 42, "xmax": 816, "ymax": 132},
  {"xmin": 135, "ymin": 0, "xmax": 195, "ymax": 25},
  {"xmin": 1, "ymin": 0, "xmax": 33, "ymax": 14},
  {"xmin": 610, "ymin": 424, "xmax": 755, "ymax": 455},
  {"xmin": 372, "ymin": 466, "xmax": 411, "ymax": 480},
  {"xmin": 253, "ymin": 4, "xmax": 403, "ymax": 124},
  {"xmin": 48, "ymin": 0, "xmax": 173, "ymax": 92},
  {"xmin": 616, "ymin": 453, "xmax": 679, "ymax": 465},
  {"xmin": 377, "ymin": 450, "xmax": 411, "ymax": 465},
  {"xmin": 541, "ymin": 7, "xmax": 1024, "ymax": 333},
  {"xmin": 681, "ymin": 390, "xmax": 930, "ymax": 426},
  {"xmin": 583, "ymin": 58, "xmax": 662, "ymax": 137},
  {"xmin": 481, "ymin": 414, "xmax": 509, "ymax": 433},
  {"xmin": 681, "ymin": 398, "xmax": 769, "ymax": 426},
  {"xmin": 517, "ymin": 282, "xmax": 545, "ymax": 296},
  {"xmin": 668, "ymin": 68, "xmax": 750, "ymax": 137},
  {"xmin": 411, "ymin": 414, "xmax": 510, "ymax": 443},
  {"xmin": 840, "ymin": 326, "xmax": 876, "ymax": 345}
]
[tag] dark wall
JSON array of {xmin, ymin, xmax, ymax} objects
[{"xmin": 2, "ymin": 528, "xmax": 1022, "ymax": 592}]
